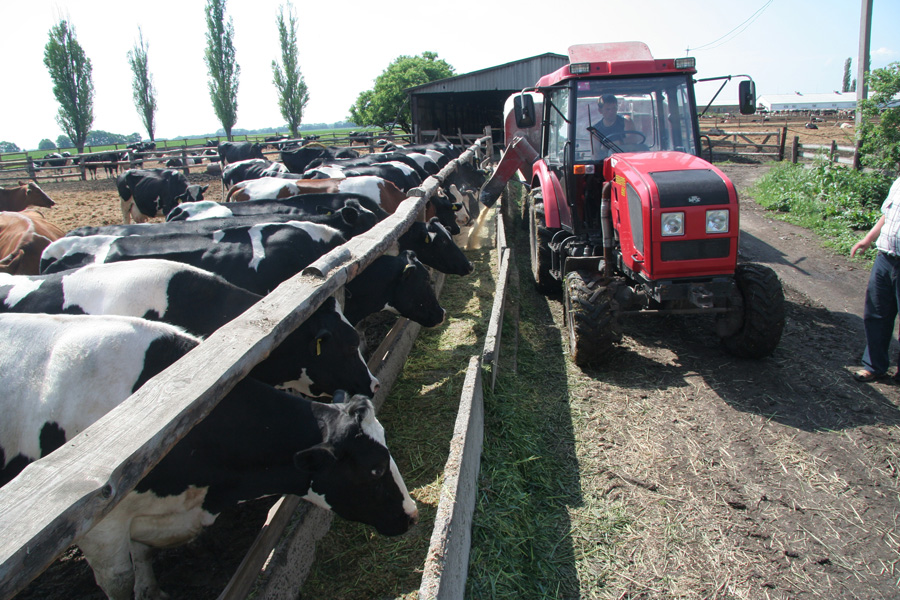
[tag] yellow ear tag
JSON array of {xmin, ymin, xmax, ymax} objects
[{"xmin": 316, "ymin": 338, "xmax": 322, "ymax": 356}]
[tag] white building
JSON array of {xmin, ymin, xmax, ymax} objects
[{"xmin": 758, "ymin": 92, "xmax": 857, "ymax": 112}]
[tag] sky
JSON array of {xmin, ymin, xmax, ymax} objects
[{"xmin": 0, "ymin": 0, "xmax": 896, "ymax": 151}]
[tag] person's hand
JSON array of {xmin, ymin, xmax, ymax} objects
[{"xmin": 851, "ymin": 239, "xmax": 870, "ymax": 258}]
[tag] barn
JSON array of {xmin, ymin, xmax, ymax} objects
[
  {"xmin": 758, "ymin": 92, "xmax": 858, "ymax": 113},
  {"xmin": 408, "ymin": 53, "xmax": 568, "ymax": 152}
]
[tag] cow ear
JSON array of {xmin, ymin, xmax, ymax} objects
[
  {"xmin": 313, "ymin": 330, "xmax": 333, "ymax": 356},
  {"xmin": 293, "ymin": 443, "xmax": 337, "ymax": 473},
  {"xmin": 346, "ymin": 396, "xmax": 374, "ymax": 423},
  {"xmin": 201, "ymin": 185, "xmax": 210, "ymax": 193},
  {"xmin": 339, "ymin": 206, "xmax": 358, "ymax": 223}
]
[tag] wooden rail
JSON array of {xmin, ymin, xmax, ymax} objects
[{"xmin": 0, "ymin": 138, "xmax": 490, "ymax": 600}]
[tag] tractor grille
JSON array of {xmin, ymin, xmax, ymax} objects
[
  {"xmin": 651, "ymin": 169, "xmax": 730, "ymax": 208},
  {"xmin": 660, "ymin": 238, "xmax": 730, "ymax": 261}
]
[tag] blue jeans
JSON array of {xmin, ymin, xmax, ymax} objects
[{"xmin": 862, "ymin": 251, "xmax": 900, "ymax": 374}]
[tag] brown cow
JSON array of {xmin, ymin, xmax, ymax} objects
[
  {"xmin": 0, "ymin": 181, "xmax": 55, "ymax": 212},
  {"xmin": 0, "ymin": 210, "xmax": 65, "ymax": 275}
]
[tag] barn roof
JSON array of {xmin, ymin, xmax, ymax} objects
[{"xmin": 407, "ymin": 53, "xmax": 569, "ymax": 94}]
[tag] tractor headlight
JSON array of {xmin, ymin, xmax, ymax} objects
[
  {"xmin": 661, "ymin": 212, "xmax": 684, "ymax": 236},
  {"xmin": 706, "ymin": 209, "xmax": 729, "ymax": 234}
]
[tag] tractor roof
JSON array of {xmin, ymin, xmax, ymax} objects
[{"xmin": 536, "ymin": 41, "xmax": 696, "ymax": 87}]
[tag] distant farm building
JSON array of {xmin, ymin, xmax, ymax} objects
[{"xmin": 758, "ymin": 92, "xmax": 857, "ymax": 113}]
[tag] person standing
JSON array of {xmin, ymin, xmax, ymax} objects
[{"xmin": 850, "ymin": 175, "xmax": 900, "ymax": 382}]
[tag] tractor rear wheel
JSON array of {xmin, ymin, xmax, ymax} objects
[
  {"xmin": 528, "ymin": 189, "xmax": 557, "ymax": 293},
  {"xmin": 563, "ymin": 269, "xmax": 623, "ymax": 366},
  {"xmin": 717, "ymin": 263, "xmax": 785, "ymax": 358}
]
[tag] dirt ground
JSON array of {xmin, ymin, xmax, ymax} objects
[
  {"xmin": 541, "ymin": 161, "xmax": 900, "ymax": 599},
  {"xmin": 11, "ymin": 129, "xmax": 899, "ymax": 599}
]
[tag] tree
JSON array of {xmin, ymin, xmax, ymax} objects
[
  {"xmin": 0, "ymin": 141, "xmax": 22, "ymax": 153},
  {"xmin": 349, "ymin": 52, "xmax": 455, "ymax": 133},
  {"xmin": 127, "ymin": 27, "xmax": 157, "ymax": 141},
  {"xmin": 272, "ymin": 0, "xmax": 309, "ymax": 138},
  {"xmin": 56, "ymin": 135, "xmax": 73, "ymax": 149},
  {"xmin": 43, "ymin": 19, "xmax": 94, "ymax": 153},
  {"xmin": 38, "ymin": 139, "xmax": 56, "ymax": 151},
  {"xmin": 842, "ymin": 58, "xmax": 852, "ymax": 93},
  {"xmin": 858, "ymin": 62, "xmax": 900, "ymax": 171},
  {"xmin": 204, "ymin": 0, "xmax": 240, "ymax": 140}
]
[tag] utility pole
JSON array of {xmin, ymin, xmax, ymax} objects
[{"xmin": 855, "ymin": 0, "xmax": 873, "ymax": 128}]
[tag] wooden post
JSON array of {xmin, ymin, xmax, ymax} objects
[
  {"xmin": 830, "ymin": 140, "xmax": 837, "ymax": 164},
  {"xmin": 853, "ymin": 140, "xmax": 862, "ymax": 171},
  {"xmin": 80, "ymin": 155, "xmax": 87, "ymax": 181},
  {"xmin": 26, "ymin": 158, "xmax": 36, "ymax": 182},
  {"xmin": 181, "ymin": 149, "xmax": 190, "ymax": 177},
  {"xmin": 778, "ymin": 126, "xmax": 788, "ymax": 161},
  {"xmin": 791, "ymin": 136, "xmax": 799, "ymax": 164}
]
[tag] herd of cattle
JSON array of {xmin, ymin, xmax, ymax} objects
[{"xmin": 0, "ymin": 139, "xmax": 488, "ymax": 599}]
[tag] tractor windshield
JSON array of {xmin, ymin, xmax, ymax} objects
[{"xmin": 574, "ymin": 74, "xmax": 697, "ymax": 162}]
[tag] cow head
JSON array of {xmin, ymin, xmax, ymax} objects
[
  {"xmin": 300, "ymin": 392, "xmax": 418, "ymax": 536},
  {"xmin": 429, "ymin": 191, "xmax": 462, "ymax": 235},
  {"xmin": 262, "ymin": 296, "xmax": 379, "ymax": 398},
  {"xmin": 19, "ymin": 181, "xmax": 55, "ymax": 208},
  {"xmin": 399, "ymin": 218, "xmax": 473, "ymax": 276},
  {"xmin": 176, "ymin": 184, "xmax": 209, "ymax": 205}
]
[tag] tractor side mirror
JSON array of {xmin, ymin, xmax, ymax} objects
[
  {"xmin": 514, "ymin": 94, "xmax": 536, "ymax": 128},
  {"xmin": 738, "ymin": 80, "xmax": 756, "ymax": 115}
]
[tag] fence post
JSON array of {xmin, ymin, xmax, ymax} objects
[
  {"xmin": 778, "ymin": 126, "xmax": 787, "ymax": 161},
  {"xmin": 181, "ymin": 148, "xmax": 190, "ymax": 177},
  {"xmin": 26, "ymin": 158, "xmax": 36, "ymax": 182},
  {"xmin": 791, "ymin": 136, "xmax": 799, "ymax": 164},
  {"xmin": 829, "ymin": 140, "xmax": 837, "ymax": 164}
]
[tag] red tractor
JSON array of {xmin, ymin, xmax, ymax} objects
[{"xmin": 480, "ymin": 42, "xmax": 784, "ymax": 366}]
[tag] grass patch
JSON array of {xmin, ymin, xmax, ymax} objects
[
  {"xmin": 300, "ymin": 232, "xmax": 496, "ymax": 599},
  {"xmin": 749, "ymin": 161, "xmax": 894, "ymax": 258}
]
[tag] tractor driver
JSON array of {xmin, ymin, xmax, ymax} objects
[{"xmin": 592, "ymin": 94, "xmax": 639, "ymax": 145}]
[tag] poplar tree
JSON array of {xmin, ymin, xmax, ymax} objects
[
  {"xmin": 204, "ymin": 0, "xmax": 240, "ymax": 140},
  {"xmin": 127, "ymin": 27, "xmax": 157, "ymax": 141},
  {"xmin": 842, "ymin": 58, "xmax": 852, "ymax": 93},
  {"xmin": 272, "ymin": 0, "xmax": 309, "ymax": 138},
  {"xmin": 43, "ymin": 19, "xmax": 94, "ymax": 153}
]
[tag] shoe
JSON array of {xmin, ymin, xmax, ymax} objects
[{"xmin": 853, "ymin": 369, "xmax": 885, "ymax": 382}]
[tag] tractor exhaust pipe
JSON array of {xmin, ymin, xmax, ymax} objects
[{"xmin": 601, "ymin": 181, "xmax": 614, "ymax": 278}]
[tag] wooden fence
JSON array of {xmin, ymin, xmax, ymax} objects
[
  {"xmin": 0, "ymin": 130, "xmax": 413, "ymax": 184},
  {"xmin": 0, "ymin": 137, "xmax": 491, "ymax": 600}
]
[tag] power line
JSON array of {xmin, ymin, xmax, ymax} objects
[{"xmin": 686, "ymin": 0, "xmax": 774, "ymax": 54}]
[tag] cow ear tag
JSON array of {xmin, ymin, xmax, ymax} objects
[{"xmin": 316, "ymin": 338, "xmax": 322, "ymax": 356}]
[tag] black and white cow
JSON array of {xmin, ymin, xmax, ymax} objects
[
  {"xmin": 69, "ymin": 200, "xmax": 380, "ymax": 241},
  {"xmin": 217, "ymin": 141, "xmax": 266, "ymax": 165},
  {"xmin": 343, "ymin": 250, "xmax": 445, "ymax": 326},
  {"xmin": 304, "ymin": 162, "xmax": 423, "ymax": 194},
  {"xmin": 281, "ymin": 144, "xmax": 359, "ymax": 174},
  {"xmin": 0, "ymin": 260, "xmax": 378, "ymax": 398},
  {"xmin": 40, "ymin": 221, "xmax": 349, "ymax": 295},
  {"xmin": 166, "ymin": 193, "xmax": 389, "ymax": 223},
  {"xmin": 117, "ymin": 168, "xmax": 209, "ymax": 224},
  {"xmin": 0, "ymin": 312, "xmax": 417, "ymax": 600},
  {"xmin": 397, "ymin": 218, "xmax": 473, "ymax": 276},
  {"xmin": 221, "ymin": 158, "xmax": 292, "ymax": 188}
]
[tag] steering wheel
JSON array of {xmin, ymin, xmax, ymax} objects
[{"xmin": 605, "ymin": 130, "xmax": 647, "ymax": 145}]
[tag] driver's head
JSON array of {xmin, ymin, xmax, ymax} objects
[{"xmin": 599, "ymin": 94, "xmax": 619, "ymax": 117}]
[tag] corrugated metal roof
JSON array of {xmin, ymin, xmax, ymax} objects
[{"xmin": 407, "ymin": 53, "xmax": 569, "ymax": 95}]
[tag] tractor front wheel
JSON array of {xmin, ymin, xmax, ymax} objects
[
  {"xmin": 717, "ymin": 263, "xmax": 785, "ymax": 358},
  {"xmin": 563, "ymin": 270, "xmax": 623, "ymax": 366}
]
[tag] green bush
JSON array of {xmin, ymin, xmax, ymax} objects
[{"xmin": 750, "ymin": 161, "xmax": 894, "ymax": 257}]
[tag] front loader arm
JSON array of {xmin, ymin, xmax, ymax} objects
[{"xmin": 478, "ymin": 135, "xmax": 540, "ymax": 207}]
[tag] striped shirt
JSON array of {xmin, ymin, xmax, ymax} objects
[{"xmin": 876, "ymin": 177, "xmax": 900, "ymax": 256}]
